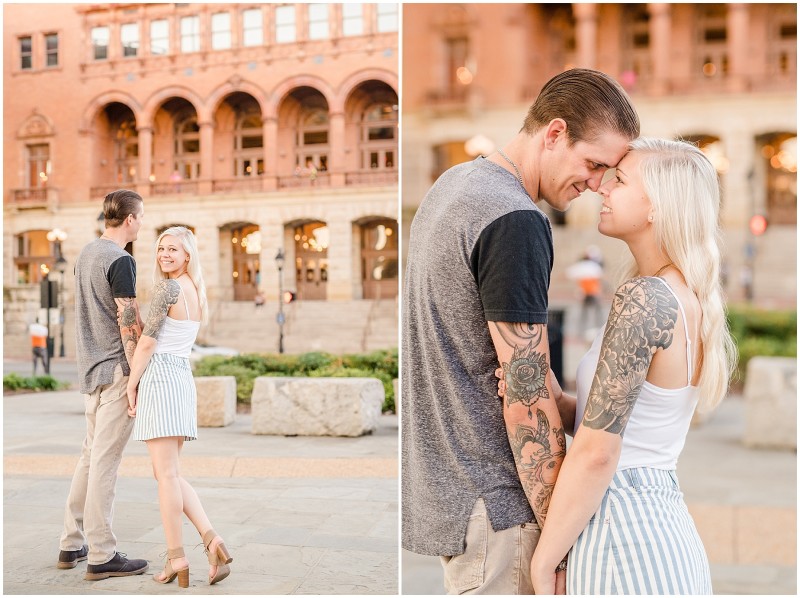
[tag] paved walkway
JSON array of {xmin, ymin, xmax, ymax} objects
[
  {"xmin": 402, "ymin": 395, "xmax": 797, "ymax": 595},
  {"xmin": 3, "ymin": 387, "xmax": 398, "ymax": 595}
]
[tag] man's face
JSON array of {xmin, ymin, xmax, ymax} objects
[
  {"xmin": 127, "ymin": 205, "xmax": 144, "ymax": 242},
  {"xmin": 540, "ymin": 128, "xmax": 630, "ymax": 212}
]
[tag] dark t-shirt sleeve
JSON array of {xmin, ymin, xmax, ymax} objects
[
  {"xmin": 469, "ymin": 210, "xmax": 553, "ymax": 323},
  {"xmin": 107, "ymin": 255, "xmax": 137, "ymax": 298}
]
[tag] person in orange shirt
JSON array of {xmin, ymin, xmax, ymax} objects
[
  {"xmin": 29, "ymin": 321, "xmax": 49, "ymax": 375},
  {"xmin": 567, "ymin": 246, "xmax": 605, "ymax": 335}
]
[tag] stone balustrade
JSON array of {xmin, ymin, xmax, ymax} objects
[{"xmin": 743, "ymin": 356, "xmax": 796, "ymax": 450}]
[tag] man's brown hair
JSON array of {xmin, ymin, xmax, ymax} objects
[
  {"xmin": 103, "ymin": 189, "xmax": 143, "ymax": 228},
  {"xmin": 522, "ymin": 68, "xmax": 640, "ymax": 144}
]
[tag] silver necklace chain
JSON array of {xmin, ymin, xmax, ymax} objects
[{"xmin": 496, "ymin": 149, "xmax": 524, "ymax": 187}]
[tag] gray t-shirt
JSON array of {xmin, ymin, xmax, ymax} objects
[
  {"xmin": 402, "ymin": 157, "xmax": 553, "ymax": 556},
  {"xmin": 74, "ymin": 238, "xmax": 137, "ymax": 394}
]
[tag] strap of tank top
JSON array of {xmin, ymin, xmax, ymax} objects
[
  {"xmin": 178, "ymin": 284, "xmax": 190, "ymax": 320},
  {"xmin": 656, "ymin": 277, "xmax": 693, "ymax": 385}
]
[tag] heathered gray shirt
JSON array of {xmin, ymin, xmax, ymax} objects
[
  {"xmin": 74, "ymin": 238, "xmax": 137, "ymax": 394},
  {"xmin": 402, "ymin": 157, "xmax": 554, "ymax": 556}
]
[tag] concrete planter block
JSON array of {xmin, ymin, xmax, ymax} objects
[
  {"xmin": 195, "ymin": 376, "xmax": 237, "ymax": 427},
  {"xmin": 743, "ymin": 357, "xmax": 796, "ymax": 450},
  {"xmin": 251, "ymin": 377, "xmax": 384, "ymax": 437}
]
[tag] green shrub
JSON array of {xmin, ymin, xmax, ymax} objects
[
  {"xmin": 192, "ymin": 349, "xmax": 398, "ymax": 412},
  {"xmin": 3, "ymin": 374, "xmax": 66, "ymax": 392},
  {"xmin": 726, "ymin": 306, "xmax": 797, "ymax": 384}
]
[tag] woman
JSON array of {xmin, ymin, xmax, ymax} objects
[
  {"xmin": 530, "ymin": 138, "xmax": 736, "ymax": 594},
  {"xmin": 127, "ymin": 226, "xmax": 233, "ymax": 588}
]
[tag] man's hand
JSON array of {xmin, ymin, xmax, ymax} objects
[
  {"xmin": 531, "ymin": 558, "xmax": 566, "ymax": 595},
  {"xmin": 495, "ymin": 367, "xmax": 563, "ymax": 403}
]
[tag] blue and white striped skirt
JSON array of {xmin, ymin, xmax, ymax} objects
[
  {"xmin": 567, "ymin": 467, "xmax": 711, "ymax": 595},
  {"xmin": 133, "ymin": 352, "xmax": 197, "ymax": 442}
]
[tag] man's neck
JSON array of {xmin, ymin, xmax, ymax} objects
[
  {"xmin": 489, "ymin": 132, "xmax": 541, "ymax": 201},
  {"xmin": 100, "ymin": 228, "xmax": 129, "ymax": 248}
]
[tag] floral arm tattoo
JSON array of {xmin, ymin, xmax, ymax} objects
[
  {"xmin": 582, "ymin": 277, "xmax": 679, "ymax": 436},
  {"xmin": 116, "ymin": 297, "xmax": 141, "ymax": 365},
  {"xmin": 491, "ymin": 321, "xmax": 566, "ymax": 526},
  {"xmin": 142, "ymin": 279, "xmax": 181, "ymax": 339}
]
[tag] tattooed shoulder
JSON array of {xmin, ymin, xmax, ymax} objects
[
  {"xmin": 582, "ymin": 277, "xmax": 679, "ymax": 435},
  {"xmin": 142, "ymin": 279, "xmax": 181, "ymax": 339}
]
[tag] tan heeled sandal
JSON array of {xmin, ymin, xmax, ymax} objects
[
  {"xmin": 202, "ymin": 529, "xmax": 232, "ymax": 585},
  {"xmin": 154, "ymin": 547, "xmax": 189, "ymax": 588}
]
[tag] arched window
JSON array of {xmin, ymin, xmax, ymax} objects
[
  {"xmin": 361, "ymin": 103, "xmax": 397, "ymax": 170},
  {"xmin": 297, "ymin": 109, "xmax": 328, "ymax": 172},
  {"xmin": 115, "ymin": 117, "xmax": 138, "ymax": 183},
  {"xmin": 14, "ymin": 230, "xmax": 52, "ymax": 284},
  {"xmin": 174, "ymin": 114, "xmax": 200, "ymax": 179},
  {"xmin": 234, "ymin": 112, "xmax": 264, "ymax": 177}
]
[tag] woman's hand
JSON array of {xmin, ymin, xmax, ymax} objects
[
  {"xmin": 495, "ymin": 367, "xmax": 564, "ymax": 403},
  {"xmin": 126, "ymin": 382, "xmax": 138, "ymax": 417},
  {"xmin": 531, "ymin": 557, "xmax": 566, "ymax": 595}
]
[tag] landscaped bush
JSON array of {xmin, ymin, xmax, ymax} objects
[
  {"xmin": 193, "ymin": 348, "xmax": 398, "ymax": 412},
  {"xmin": 727, "ymin": 305, "xmax": 796, "ymax": 383},
  {"xmin": 3, "ymin": 373, "xmax": 67, "ymax": 392}
]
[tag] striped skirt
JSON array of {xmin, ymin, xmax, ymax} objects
[
  {"xmin": 133, "ymin": 352, "xmax": 197, "ymax": 442},
  {"xmin": 567, "ymin": 467, "xmax": 711, "ymax": 595}
]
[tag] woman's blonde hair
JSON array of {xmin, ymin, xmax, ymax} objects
[
  {"xmin": 617, "ymin": 137, "xmax": 737, "ymax": 412},
  {"xmin": 154, "ymin": 226, "xmax": 208, "ymax": 325}
]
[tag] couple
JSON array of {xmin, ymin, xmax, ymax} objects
[
  {"xmin": 402, "ymin": 68, "xmax": 735, "ymax": 594},
  {"xmin": 56, "ymin": 190, "xmax": 232, "ymax": 587}
]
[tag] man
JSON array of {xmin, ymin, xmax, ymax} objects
[
  {"xmin": 402, "ymin": 69, "xmax": 640, "ymax": 594},
  {"xmin": 58, "ymin": 189, "xmax": 149, "ymax": 580},
  {"xmin": 29, "ymin": 320, "xmax": 49, "ymax": 375}
]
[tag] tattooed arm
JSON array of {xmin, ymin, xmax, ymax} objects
[
  {"xmin": 529, "ymin": 277, "xmax": 679, "ymax": 593},
  {"xmin": 125, "ymin": 279, "xmax": 181, "ymax": 416},
  {"xmin": 488, "ymin": 321, "xmax": 566, "ymax": 528},
  {"xmin": 115, "ymin": 297, "xmax": 143, "ymax": 367}
]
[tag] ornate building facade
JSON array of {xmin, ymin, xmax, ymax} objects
[
  {"xmin": 5, "ymin": 3, "xmax": 399, "ymax": 355},
  {"xmin": 402, "ymin": 3, "xmax": 796, "ymax": 305}
]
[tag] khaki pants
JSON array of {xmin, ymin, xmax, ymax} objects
[
  {"xmin": 440, "ymin": 498, "xmax": 540, "ymax": 595},
  {"xmin": 59, "ymin": 364, "xmax": 134, "ymax": 565}
]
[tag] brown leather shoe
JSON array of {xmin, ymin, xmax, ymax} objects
[{"xmin": 57, "ymin": 545, "xmax": 88, "ymax": 569}]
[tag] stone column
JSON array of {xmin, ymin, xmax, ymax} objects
[
  {"xmin": 199, "ymin": 121, "xmax": 214, "ymax": 194},
  {"xmin": 573, "ymin": 4, "xmax": 598, "ymax": 69},
  {"xmin": 329, "ymin": 111, "xmax": 346, "ymax": 186},
  {"xmin": 727, "ymin": 3, "xmax": 750, "ymax": 93},
  {"xmin": 262, "ymin": 117, "xmax": 278, "ymax": 191},
  {"xmin": 648, "ymin": 3, "xmax": 672, "ymax": 96},
  {"xmin": 326, "ymin": 218, "xmax": 353, "ymax": 301},
  {"xmin": 260, "ymin": 222, "xmax": 286, "ymax": 302},
  {"xmin": 137, "ymin": 126, "xmax": 152, "ymax": 197}
]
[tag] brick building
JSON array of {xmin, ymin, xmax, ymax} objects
[
  {"xmin": 4, "ymin": 3, "xmax": 399, "ymax": 356},
  {"xmin": 402, "ymin": 3, "xmax": 796, "ymax": 306}
]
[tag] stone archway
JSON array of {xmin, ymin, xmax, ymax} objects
[{"xmin": 220, "ymin": 222, "xmax": 261, "ymax": 301}]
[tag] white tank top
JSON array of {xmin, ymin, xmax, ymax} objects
[
  {"xmin": 154, "ymin": 285, "xmax": 201, "ymax": 358},
  {"xmin": 573, "ymin": 278, "xmax": 699, "ymax": 471}
]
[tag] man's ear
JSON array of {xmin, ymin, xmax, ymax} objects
[{"xmin": 543, "ymin": 118, "xmax": 568, "ymax": 150}]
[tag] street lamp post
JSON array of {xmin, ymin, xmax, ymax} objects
[
  {"xmin": 275, "ymin": 249, "xmax": 285, "ymax": 354},
  {"xmin": 47, "ymin": 228, "xmax": 68, "ymax": 358}
]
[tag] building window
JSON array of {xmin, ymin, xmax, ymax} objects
[
  {"xmin": 621, "ymin": 5, "xmax": 650, "ymax": 86},
  {"xmin": 761, "ymin": 133, "xmax": 797, "ymax": 225},
  {"xmin": 234, "ymin": 113, "xmax": 264, "ymax": 177},
  {"xmin": 342, "ymin": 3, "xmax": 363, "ymax": 37},
  {"xmin": 115, "ymin": 118, "xmax": 139, "ymax": 183},
  {"xmin": 91, "ymin": 26, "xmax": 109, "ymax": 60},
  {"xmin": 45, "ymin": 33, "xmax": 59, "ymax": 67},
  {"xmin": 242, "ymin": 8, "xmax": 263, "ymax": 47},
  {"xmin": 27, "ymin": 144, "xmax": 50, "ymax": 188},
  {"xmin": 768, "ymin": 4, "xmax": 797, "ymax": 78},
  {"xmin": 180, "ymin": 16, "xmax": 200, "ymax": 53},
  {"xmin": 696, "ymin": 4, "xmax": 728, "ymax": 78},
  {"xmin": 308, "ymin": 4, "xmax": 329, "ymax": 40},
  {"xmin": 211, "ymin": 12, "xmax": 231, "ymax": 50},
  {"xmin": 297, "ymin": 109, "xmax": 328, "ymax": 172},
  {"xmin": 275, "ymin": 5, "xmax": 296, "ymax": 44},
  {"xmin": 150, "ymin": 19, "xmax": 169, "ymax": 55},
  {"xmin": 120, "ymin": 23, "xmax": 139, "ymax": 57},
  {"xmin": 14, "ymin": 231, "xmax": 52, "ymax": 285},
  {"xmin": 376, "ymin": 3, "xmax": 399, "ymax": 33},
  {"xmin": 20, "ymin": 36, "xmax": 33, "ymax": 70},
  {"xmin": 174, "ymin": 115, "xmax": 200, "ymax": 179},
  {"xmin": 443, "ymin": 37, "xmax": 470, "ymax": 101},
  {"xmin": 361, "ymin": 219, "xmax": 399, "ymax": 299},
  {"xmin": 361, "ymin": 103, "xmax": 398, "ymax": 170}
]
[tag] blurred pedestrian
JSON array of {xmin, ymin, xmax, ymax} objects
[
  {"xmin": 58, "ymin": 189, "xmax": 149, "ymax": 579},
  {"xmin": 566, "ymin": 246, "xmax": 605, "ymax": 334},
  {"xmin": 254, "ymin": 290, "xmax": 265, "ymax": 308},
  {"xmin": 29, "ymin": 320, "xmax": 49, "ymax": 375},
  {"xmin": 126, "ymin": 227, "xmax": 233, "ymax": 587}
]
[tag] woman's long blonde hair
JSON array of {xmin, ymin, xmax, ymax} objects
[
  {"xmin": 617, "ymin": 138, "xmax": 736, "ymax": 412},
  {"xmin": 154, "ymin": 226, "xmax": 209, "ymax": 325}
]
